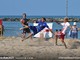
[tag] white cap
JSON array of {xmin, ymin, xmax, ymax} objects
[{"xmin": 73, "ymin": 22, "xmax": 76, "ymax": 25}]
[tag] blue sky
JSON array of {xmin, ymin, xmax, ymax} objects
[{"xmin": 0, "ymin": 0, "xmax": 80, "ymax": 16}]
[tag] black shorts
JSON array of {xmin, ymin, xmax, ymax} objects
[
  {"xmin": 23, "ymin": 28, "xmax": 31, "ymax": 34},
  {"xmin": 29, "ymin": 26, "xmax": 38, "ymax": 35}
]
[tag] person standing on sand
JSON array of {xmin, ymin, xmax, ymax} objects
[
  {"xmin": 70, "ymin": 22, "xmax": 78, "ymax": 39},
  {"xmin": 54, "ymin": 17, "xmax": 70, "ymax": 48},
  {"xmin": 20, "ymin": 13, "xmax": 33, "ymax": 41}
]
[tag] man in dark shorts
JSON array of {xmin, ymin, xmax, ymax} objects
[{"xmin": 20, "ymin": 13, "xmax": 33, "ymax": 41}]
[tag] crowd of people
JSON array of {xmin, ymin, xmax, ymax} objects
[{"xmin": 20, "ymin": 13, "xmax": 79, "ymax": 48}]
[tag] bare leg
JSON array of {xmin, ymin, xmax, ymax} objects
[
  {"xmin": 21, "ymin": 33, "xmax": 26, "ymax": 38},
  {"xmin": 27, "ymin": 33, "xmax": 33, "ymax": 41},
  {"xmin": 55, "ymin": 35, "xmax": 58, "ymax": 45},
  {"xmin": 21, "ymin": 33, "xmax": 33, "ymax": 42},
  {"xmin": 61, "ymin": 40, "xmax": 67, "ymax": 48},
  {"xmin": 21, "ymin": 33, "xmax": 26, "ymax": 42},
  {"xmin": 40, "ymin": 33, "xmax": 44, "ymax": 40}
]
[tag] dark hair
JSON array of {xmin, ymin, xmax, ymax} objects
[
  {"xmin": 23, "ymin": 13, "xmax": 26, "ymax": 17},
  {"xmin": 56, "ymin": 29, "xmax": 58, "ymax": 31},
  {"xmin": 64, "ymin": 17, "xmax": 68, "ymax": 22},
  {"xmin": 42, "ymin": 17, "xmax": 46, "ymax": 21},
  {"xmin": 59, "ymin": 29, "xmax": 62, "ymax": 31}
]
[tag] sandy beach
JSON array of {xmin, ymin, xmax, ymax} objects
[{"xmin": 0, "ymin": 37, "xmax": 80, "ymax": 60}]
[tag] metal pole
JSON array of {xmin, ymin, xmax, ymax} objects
[{"xmin": 66, "ymin": 0, "xmax": 68, "ymax": 17}]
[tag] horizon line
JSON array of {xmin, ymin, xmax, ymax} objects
[{"xmin": 0, "ymin": 15, "xmax": 80, "ymax": 16}]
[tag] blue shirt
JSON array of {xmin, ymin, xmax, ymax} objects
[
  {"xmin": 29, "ymin": 21, "xmax": 49, "ymax": 35},
  {"xmin": 37, "ymin": 21, "xmax": 49, "ymax": 32}
]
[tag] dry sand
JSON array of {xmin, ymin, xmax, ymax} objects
[{"xmin": 0, "ymin": 36, "xmax": 80, "ymax": 60}]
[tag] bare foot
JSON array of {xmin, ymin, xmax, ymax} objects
[
  {"xmin": 21, "ymin": 39, "xmax": 24, "ymax": 42},
  {"xmin": 65, "ymin": 46, "xmax": 67, "ymax": 49},
  {"xmin": 21, "ymin": 38, "xmax": 25, "ymax": 42},
  {"xmin": 31, "ymin": 40, "xmax": 34, "ymax": 42}
]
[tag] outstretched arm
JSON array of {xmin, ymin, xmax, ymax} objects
[
  {"xmin": 48, "ymin": 28, "xmax": 55, "ymax": 35},
  {"xmin": 44, "ymin": 23, "xmax": 55, "ymax": 34},
  {"xmin": 54, "ymin": 20, "xmax": 61, "ymax": 26},
  {"xmin": 20, "ymin": 25, "xmax": 29, "ymax": 30}
]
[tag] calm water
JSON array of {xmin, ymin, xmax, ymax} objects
[{"xmin": 3, "ymin": 21, "xmax": 80, "ymax": 39}]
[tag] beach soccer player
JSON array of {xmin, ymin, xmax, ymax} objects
[
  {"xmin": 20, "ymin": 17, "xmax": 54, "ymax": 41},
  {"xmin": 37, "ymin": 18, "xmax": 52, "ymax": 32},
  {"xmin": 54, "ymin": 17, "xmax": 70, "ymax": 48},
  {"xmin": 20, "ymin": 13, "xmax": 33, "ymax": 41},
  {"xmin": 36, "ymin": 17, "xmax": 54, "ymax": 38}
]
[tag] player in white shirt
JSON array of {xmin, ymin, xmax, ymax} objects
[{"xmin": 55, "ymin": 17, "xmax": 70, "ymax": 48}]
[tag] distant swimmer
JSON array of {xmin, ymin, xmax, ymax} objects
[{"xmin": 54, "ymin": 17, "xmax": 71, "ymax": 48}]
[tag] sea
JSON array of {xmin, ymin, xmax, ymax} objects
[{"xmin": 1, "ymin": 16, "xmax": 80, "ymax": 39}]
